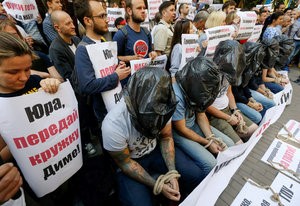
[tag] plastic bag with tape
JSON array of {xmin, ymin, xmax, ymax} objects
[
  {"xmin": 261, "ymin": 38, "xmax": 279, "ymax": 69},
  {"xmin": 273, "ymin": 35, "xmax": 294, "ymax": 70},
  {"xmin": 124, "ymin": 67, "xmax": 177, "ymax": 139},
  {"xmin": 242, "ymin": 41, "xmax": 266, "ymax": 87},
  {"xmin": 175, "ymin": 56, "xmax": 221, "ymax": 112},
  {"xmin": 213, "ymin": 40, "xmax": 246, "ymax": 86}
]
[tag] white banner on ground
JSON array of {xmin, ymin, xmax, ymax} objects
[
  {"xmin": 247, "ymin": 25, "xmax": 263, "ymax": 43},
  {"xmin": 261, "ymin": 139, "xmax": 300, "ymax": 183},
  {"xmin": 278, "ymin": 119, "xmax": 300, "ymax": 142},
  {"xmin": 273, "ymin": 82, "xmax": 293, "ymax": 106},
  {"xmin": 180, "ymin": 103, "xmax": 287, "ymax": 206},
  {"xmin": 204, "ymin": 25, "xmax": 235, "ymax": 58},
  {"xmin": 232, "ymin": 173, "xmax": 300, "ymax": 206},
  {"xmin": 147, "ymin": 0, "xmax": 162, "ymax": 20},
  {"xmin": 2, "ymin": 0, "xmax": 38, "ymax": 23},
  {"xmin": 141, "ymin": 9, "xmax": 150, "ymax": 30},
  {"xmin": 236, "ymin": 11, "xmax": 257, "ymax": 40},
  {"xmin": 130, "ymin": 55, "xmax": 167, "ymax": 74},
  {"xmin": 107, "ymin": 8, "xmax": 125, "ymax": 32},
  {"xmin": 86, "ymin": 41, "xmax": 123, "ymax": 111},
  {"xmin": 0, "ymin": 81, "xmax": 82, "ymax": 197},
  {"xmin": 180, "ymin": 34, "xmax": 199, "ymax": 69}
]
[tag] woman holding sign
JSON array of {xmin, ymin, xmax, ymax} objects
[
  {"xmin": 0, "ymin": 32, "xmax": 61, "ymax": 205},
  {"xmin": 169, "ymin": 19, "xmax": 195, "ymax": 77}
]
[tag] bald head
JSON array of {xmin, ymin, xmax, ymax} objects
[
  {"xmin": 51, "ymin": 10, "xmax": 70, "ymax": 25},
  {"xmin": 51, "ymin": 10, "xmax": 76, "ymax": 40}
]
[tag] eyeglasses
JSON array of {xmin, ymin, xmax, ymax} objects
[{"xmin": 91, "ymin": 13, "xmax": 108, "ymax": 20}]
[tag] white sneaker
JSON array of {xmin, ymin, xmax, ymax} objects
[{"xmin": 84, "ymin": 143, "xmax": 96, "ymax": 155}]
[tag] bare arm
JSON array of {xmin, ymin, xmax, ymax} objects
[
  {"xmin": 117, "ymin": 54, "xmax": 144, "ymax": 63},
  {"xmin": 172, "ymin": 119, "xmax": 208, "ymax": 145},
  {"xmin": 262, "ymin": 68, "xmax": 276, "ymax": 83},
  {"xmin": 159, "ymin": 123, "xmax": 176, "ymax": 171},
  {"xmin": 109, "ymin": 148, "xmax": 156, "ymax": 188},
  {"xmin": 196, "ymin": 112, "xmax": 213, "ymax": 138},
  {"xmin": 227, "ymin": 85, "xmax": 238, "ymax": 110}
]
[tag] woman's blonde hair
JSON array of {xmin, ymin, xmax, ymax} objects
[{"xmin": 205, "ymin": 11, "xmax": 226, "ymax": 29}]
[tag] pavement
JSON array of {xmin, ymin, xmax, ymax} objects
[{"xmin": 215, "ymin": 66, "xmax": 300, "ymax": 206}]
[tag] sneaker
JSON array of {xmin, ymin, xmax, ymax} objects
[{"xmin": 84, "ymin": 143, "xmax": 96, "ymax": 155}]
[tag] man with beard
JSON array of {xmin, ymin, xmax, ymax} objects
[
  {"xmin": 113, "ymin": 0, "xmax": 157, "ymax": 64},
  {"xmin": 73, "ymin": 0, "xmax": 131, "ymax": 123},
  {"xmin": 153, "ymin": 1, "xmax": 176, "ymax": 58}
]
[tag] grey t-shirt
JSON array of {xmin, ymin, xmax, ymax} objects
[{"xmin": 102, "ymin": 101, "xmax": 157, "ymax": 159}]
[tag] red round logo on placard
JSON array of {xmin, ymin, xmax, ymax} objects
[{"xmin": 134, "ymin": 40, "xmax": 148, "ymax": 57}]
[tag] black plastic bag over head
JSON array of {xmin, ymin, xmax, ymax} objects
[
  {"xmin": 175, "ymin": 56, "xmax": 221, "ymax": 112},
  {"xmin": 273, "ymin": 35, "xmax": 294, "ymax": 70},
  {"xmin": 124, "ymin": 67, "xmax": 177, "ymax": 139},
  {"xmin": 242, "ymin": 41, "xmax": 266, "ymax": 87},
  {"xmin": 213, "ymin": 40, "xmax": 246, "ymax": 86},
  {"xmin": 261, "ymin": 38, "xmax": 279, "ymax": 69}
]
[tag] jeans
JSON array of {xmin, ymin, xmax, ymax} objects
[
  {"xmin": 250, "ymin": 89, "xmax": 276, "ymax": 117},
  {"xmin": 264, "ymin": 82, "xmax": 284, "ymax": 94},
  {"xmin": 287, "ymin": 40, "xmax": 300, "ymax": 65},
  {"xmin": 236, "ymin": 103, "xmax": 262, "ymax": 124},
  {"xmin": 173, "ymin": 124, "xmax": 234, "ymax": 176},
  {"xmin": 116, "ymin": 146, "xmax": 203, "ymax": 206}
]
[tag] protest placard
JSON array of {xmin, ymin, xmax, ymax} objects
[
  {"xmin": 2, "ymin": 0, "xmax": 38, "ymax": 23},
  {"xmin": 247, "ymin": 25, "xmax": 263, "ymax": 43},
  {"xmin": 232, "ymin": 173, "xmax": 300, "ymax": 206},
  {"xmin": 107, "ymin": 8, "xmax": 125, "ymax": 32},
  {"xmin": 236, "ymin": 11, "xmax": 257, "ymax": 40},
  {"xmin": 86, "ymin": 41, "xmax": 123, "ymax": 111},
  {"xmin": 261, "ymin": 139, "xmax": 300, "ymax": 183},
  {"xmin": 149, "ymin": 54, "xmax": 167, "ymax": 69},
  {"xmin": 130, "ymin": 58, "xmax": 151, "ymax": 74},
  {"xmin": 204, "ymin": 25, "xmax": 235, "ymax": 58},
  {"xmin": 147, "ymin": 0, "xmax": 162, "ymax": 20},
  {"xmin": 0, "ymin": 81, "xmax": 82, "ymax": 197},
  {"xmin": 211, "ymin": 4, "xmax": 223, "ymax": 11},
  {"xmin": 180, "ymin": 34, "xmax": 199, "ymax": 69},
  {"xmin": 199, "ymin": 0, "xmax": 213, "ymax": 5},
  {"xmin": 130, "ymin": 55, "xmax": 168, "ymax": 74},
  {"xmin": 180, "ymin": 103, "xmax": 287, "ymax": 206},
  {"xmin": 277, "ymin": 120, "xmax": 300, "ymax": 144},
  {"xmin": 256, "ymin": 3, "xmax": 272, "ymax": 11}
]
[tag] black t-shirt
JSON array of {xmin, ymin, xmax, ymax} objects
[{"xmin": 0, "ymin": 75, "xmax": 42, "ymax": 97}]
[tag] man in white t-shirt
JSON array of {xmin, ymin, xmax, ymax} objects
[{"xmin": 102, "ymin": 67, "xmax": 203, "ymax": 206}]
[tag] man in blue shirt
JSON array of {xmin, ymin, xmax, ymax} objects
[
  {"xmin": 73, "ymin": 0, "xmax": 130, "ymax": 123},
  {"xmin": 113, "ymin": 0, "xmax": 157, "ymax": 63},
  {"xmin": 42, "ymin": 0, "xmax": 63, "ymax": 43}
]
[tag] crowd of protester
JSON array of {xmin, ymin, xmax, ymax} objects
[{"xmin": 0, "ymin": 0, "xmax": 298, "ymax": 205}]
